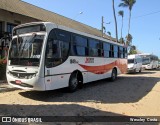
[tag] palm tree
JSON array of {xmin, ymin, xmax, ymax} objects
[
  {"xmin": 119, "ymin": 0, "xmax": 136, "ymax": 35},
  {"xmin": 112, "ymin": 0, "xmax": 118, "ymax": 42},
  {"xmin": 118, "ymin": 10, "xmax": 124, "ymax": 39},
  {"xmin": 119, "ymin": 37, "xmax": 125, "ymax": 44},
  {"xmin": 129, "ymin": 45, "xmax": 137, "ymax": 54},
  {"xmin": 107, "ymin": 31, "xmax": 111, "ymax": 36},
  {"xmin": 126, "ymin": 33, "xmax": 133, "ymax": 46}
]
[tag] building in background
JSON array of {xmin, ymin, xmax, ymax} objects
[{"xmin": 0, "ymin": 0, "xmax": 115, "ymax": 61}]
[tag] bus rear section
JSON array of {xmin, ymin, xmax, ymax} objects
[{"xmin": 7, "ymin": 22, "xmax": 127, "ymax": 91}]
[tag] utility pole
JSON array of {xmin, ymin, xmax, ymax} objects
[
  {"xmin": 101, "ymin": 16, "xmax": 104, "ymax": 37},
  {"xmin": 112, "ymin": 0, "xmax": 118, "ymax": 42}
]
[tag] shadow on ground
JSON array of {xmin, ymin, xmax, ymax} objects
[
  {"xmin": 19, "ymin": 75, "xmax": 160, "ymax": 104},
  {"xmin": 127, "ymin": 71, "xmax": 156, "ymax": 75},
  {"xmin": 0, "ymin": 104, "xmax": 158, "ymax": 125},
  {"xmin": 127, "ymin": 68, "xmax": 160, "ymax": 75}
]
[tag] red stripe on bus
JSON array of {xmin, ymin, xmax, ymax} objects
[{"xmin": 79, "ymin": 59, "xmax": 127, "ymax": 74}]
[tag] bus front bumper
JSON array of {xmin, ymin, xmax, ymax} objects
[{"xmin": 7, "ymin": 74, "xmax": 46, "ymax": 91}]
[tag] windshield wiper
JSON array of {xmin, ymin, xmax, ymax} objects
[{"xmin": 19, "ymin": 33, "xmax": 37, "ymax": 58}]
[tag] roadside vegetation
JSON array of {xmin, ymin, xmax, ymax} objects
[{"xmin": 112, "ymin": 0, "xmax": 137, "ymax": 54}]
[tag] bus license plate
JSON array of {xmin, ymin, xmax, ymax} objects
[{"xmin": 15, "ymin": 80, "xmax": 22, "ymax": 84}]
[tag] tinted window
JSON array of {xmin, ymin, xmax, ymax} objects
[
  {"xmin": 142, "ymin": 58, "xmax": 150, "ymax": 65},
  {"xmin": 104, "ymin": 51, "xmax": 109, "ymax": 58},
  {"xmin": 72, "ymin": 35, "xmax": 87, "ymax": 47},
  {"xmin": 103, "ymin": 43, "xmax": 110, "ymax": 51},
  {"xmin": 103, "ymin": 42, "xmax": 110, "ymax": 58},
  {"xmin": 73, "ymin": 45, "xmax": 87, "ymax": 56},
  {"xmin": 128, "ymin": 59, "xmax": 134, "ymax": 64},
  {"xmin": 114, "ymin": 45, "xmax": 118, "ymax": 58},
  {"xmin": 71, "ymin": 34, "xmax": 88, "ymax": 56},
  {"xmin": 89, "ymin": 39, "xmax": 100, "ymax": 48},
  {"xmin": 62, "ymin": 42, "xmax": 70, "ymax": 57},
  {"xmin": 124, "ymin": 48, "xmax": 127, "ymax": 58},
  {"xmin": 88, "ymin": 39, "xmax": 102, "ymax": 57},
  {"xmin": 56, "ymin": 29, "xmax": 70, "ymax": 42},
  {"xmin": 118, "ymin": 46, "xmax": 123, "ymax": 58},
  {"xmin": 89, "ymin": 48, "xmax": 99, "ymax": 57},
  {"xmin": 119, "ymin": 47, "xmax": 123, "ymax": 52},
  {"xmin": 13, "ymin": 24, "xmax": 45, "ymax": 35},
  {"xmin": 114, "ymin": 45, "xmax": 118, "ymax": 52},
  {"xmin": 109, "ymin": 44, "xmax": 114, "ymax": 58},
  {"xmin": 45, "ymin": 29, "xmax": 70, "ymax": 68}
]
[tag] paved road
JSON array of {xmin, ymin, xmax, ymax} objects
[{"xmin": 0, "ymin": 69, "xmax": 160, "ymax": 125}]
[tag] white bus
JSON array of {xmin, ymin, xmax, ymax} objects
[
  {"xmin": 139, "ymin": 53, "xmax": 159, "ymax": 69},
  {"xmin": 127, "ymin": 54, "xmax": 142, "ymax": 73},
  {"xmin": 6, "ymin": 22, "xmax": 127, "ymax": 91}
]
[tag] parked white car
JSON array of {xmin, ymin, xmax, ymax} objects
[{"xmin": 127, "ymin": 54, "xmax": 142, "ymax": 73}]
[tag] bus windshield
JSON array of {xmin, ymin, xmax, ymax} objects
[
  {"xmin": 128, "ymin": 59, "xmax": 134, "ymax": 64},
  {"xmin": 9, "ymin": 34, "xmax": 44, "ymax": 66},
  {"xmin": 142, "ymin": 58, "xmax": 150, "ymax": 65}
]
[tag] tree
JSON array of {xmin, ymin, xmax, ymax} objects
[
  {"xmin": 112, "ymin": 0, "xmax": 118, "ymax": 42},
  {"xmin": 107, "ymin": 31, "xmax": 111, "ymax": 36},
  {"xmin": 119, "ymin": 37, "xmax": 125, "ymax": 44},
  {"xmin": 118, "ymin": 10, "xmax": 124, "ymax": 39},
  {"xmin": 129, "ymin": 49, "xmax": 137, "ymax": 54},
  {"xmin": 119, "ymin": 0, "xmax": 136, "ymax": 36},
  {"xmin": 126, "ymin": 33, "xmax": 133, "ymax": 46},
  {"xmin": 129, "ymin": 45, "xmax": 137, "ymax": 54}
]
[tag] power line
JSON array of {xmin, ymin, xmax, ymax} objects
[
  {"xmin": 132, "ymin": 10, "xmax": 160, "ymax": 19},
  {"xmin": 110, "ymin": 10, "xmax": 160, "ymax": 24}
]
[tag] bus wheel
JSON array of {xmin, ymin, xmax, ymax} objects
[
  {"xmin": 110, "ymin": 68, "xmax": 117, "ymax": 81},
  {"xmin": 68, "ymin": 72, "xmax": 79, "ymax": 92}
]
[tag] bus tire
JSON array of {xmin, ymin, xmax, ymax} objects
[
  {"xmin": 139, "ymin": 68, "xmax": 142, "ymax": 73},
  {"xmin": 68, "ymin": 72, "xmax": 79, "ymax": 92},
  {"xmin": 110, "ymin": 68, "xmax": 117, "ymax": 82}
]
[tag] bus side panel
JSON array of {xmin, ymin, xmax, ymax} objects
[
  {"xmin": 44, "ymin": 57, "xmax": 127, "ymax": 91},
  {"xmin": 45, "ymin": 74, "xmax": 70, "ymax": 91},
  {"xmin": 86, "ymin": 57, "xmax": 104, "ymax": 83},
  {"xmin": 44, "ymin": 56, "xmax": 87, "ymax": 90}
]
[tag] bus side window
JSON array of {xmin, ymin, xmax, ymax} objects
[
  {"xmin": 45, "ymin": 29, "xmax": 70, "ymax": 68},
  {"xmin": 103, "ymin": 42, "xmax": 110, "ymax": 58},
  {"xmin": 109, "ymin": 44, "xmax": 114, "ymax": 58},
  {"xmin": 114, "ymin": 45, "xmax": 118, "ymax": 58},
  {"xmin": 52, "ymin": 44, "xmax": 57, "ymax": 54},
  {"xmin": 89, "ymin": 39, "xmax": 100, "ymax": 57},
  {"xmin": 71, "ymin": 34, "xmax": 88, "ymax": 56}
]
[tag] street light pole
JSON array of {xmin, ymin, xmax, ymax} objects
[
  {"xmin": 101, "ymin": 16, "xmax": 110, "ymax": 37},
  {"xmin": 69, "ymin": 12, "xmax": 83, "ymax": 26},
  {"xmin": 101, "ymin": 16, "xmax": 104, "ymax": 37},
  {"xmin": 74, "ymin": 12, "xmax": 83, "ymax": 19}
]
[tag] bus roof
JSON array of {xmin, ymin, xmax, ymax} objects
[{"xmin": 14, "ymin": 22, "xmax": 125, "ymax": 47}]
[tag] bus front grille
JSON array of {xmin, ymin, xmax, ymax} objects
[{"xmin": 9, "ymin": 71, "xmax": 36, "ymax": 79}]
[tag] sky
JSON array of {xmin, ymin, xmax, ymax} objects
[{"xmin": 22, "ymin": 0, "xmax": 160, "ymax": 58}]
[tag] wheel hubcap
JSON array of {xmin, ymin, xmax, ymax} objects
[
  {"xmin": 113, "ymin": 73, "xmax": 115, "ymax": 79},
  {"xmin": 71, "ymin": 78, "xmax": 78, "ymax": 88}
]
